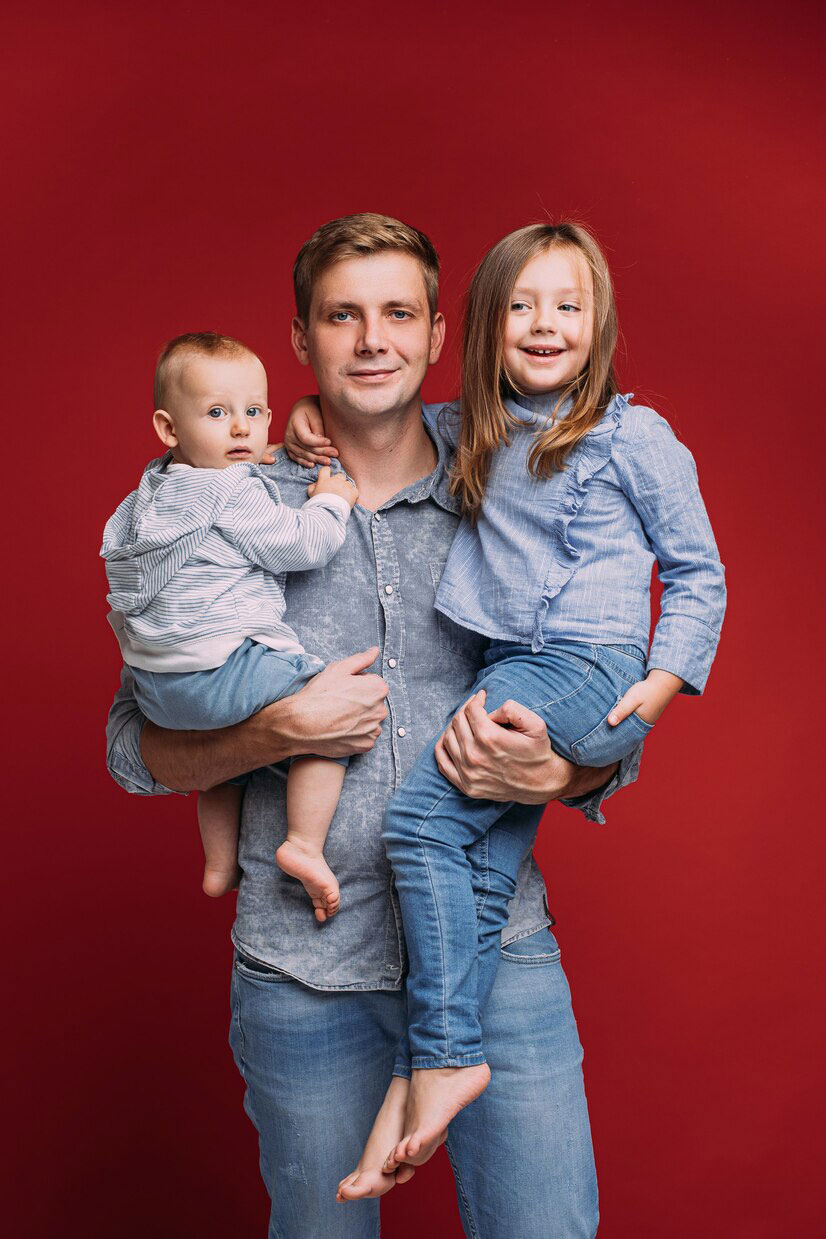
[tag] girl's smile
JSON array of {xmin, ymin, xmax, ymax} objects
[{"xmin": 503, "ymin": 248, "xmax": 594, "ymax": 395}]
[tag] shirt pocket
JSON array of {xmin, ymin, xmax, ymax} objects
[{"xmin": 429, "ymin": 560, "xmax": 490, "ymax": 663}]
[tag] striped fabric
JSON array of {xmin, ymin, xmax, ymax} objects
[{"xmin": 101, "ymin": 456, "xmax": 350, "ymax": 672}]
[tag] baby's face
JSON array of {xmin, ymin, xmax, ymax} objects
[{"xmin": 163, "ymin": 353, "xmax": 271, "ymax": 469}]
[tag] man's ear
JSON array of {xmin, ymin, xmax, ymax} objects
[
  {"xmin": 291, "ymin": 317, "xmax": 311, "ymax": 367},
  {"xmin": 153, "ymin": 409, "xmax": 178, "ymax": 449},
  {"xmin": 428, "ymin": 311, "xmax": 446, "ymax": 366}
]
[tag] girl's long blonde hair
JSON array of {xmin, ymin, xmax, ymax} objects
[{"xmin": 451, "ymin": 221, "xmax": 619, "ymax": 517}]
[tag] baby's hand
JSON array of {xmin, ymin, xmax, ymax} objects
[
  {"xmin": 308, "ymin": 465, "xmax": 358, "ymax": 509},
  {"xmin": 285, "ymin": 396, "xmax": 339, "ymax": 468},
  {"xmin": 607, "ymin": 669, "xmax": 684, "ymax": 727}
]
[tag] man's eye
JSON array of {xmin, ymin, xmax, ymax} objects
[
  {"xmin": 391, "ymin": 310, "xmax": 411, "ymax": 320},
  {"xmin": 207, "ymin": 407, "xmax": 226, "ymax": 419},
  {"xmin": 331, "ymin": 311, "xmax": 354, "ymax": 322}
]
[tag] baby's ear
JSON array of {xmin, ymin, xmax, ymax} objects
[
  {"xmin": 265, "ymin": 407, "xmax": 273, "ymax": 427},
  {"xmin": 152, "ymin": 408, "xmax": 178, "ymax": 449}
]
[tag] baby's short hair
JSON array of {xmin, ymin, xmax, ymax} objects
[{"xmin": 154, "ymin": 332, "xmax": 257, "ymax": 409}]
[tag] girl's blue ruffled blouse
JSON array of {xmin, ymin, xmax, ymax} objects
[{"xmin": 425, "ymin": 392, "xmax": 726, "ymax": 695}]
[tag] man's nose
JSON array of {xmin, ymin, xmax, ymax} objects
[{"xmin": 357, "ymin": 313, "xmax": 388, "ymax": 354}]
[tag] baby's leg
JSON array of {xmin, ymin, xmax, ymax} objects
[
  {"xmin": 279, "ymin": 757, "xmax": 346, "ymax": 923},
  {"xmin": 197, "ymin": 783, "xmax": 243, "ymax": 897}
]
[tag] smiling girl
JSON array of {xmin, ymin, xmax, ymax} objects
[{"xmin": 286, "ymin": 221, "xmax": 726, "ymax": 1196}]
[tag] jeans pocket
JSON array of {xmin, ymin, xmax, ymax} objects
[
  {"xmin": 570, "ymin": 704, "xmax": 653, "ymax": 766},
  {"xmin": 500, "ymin": 928, "xmax": 561, "ymax": 964},
  {"xmin": 234, "ymin": 952, "xmax": 292, "ymax": 984}
]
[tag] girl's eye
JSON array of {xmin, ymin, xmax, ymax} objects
[
  {"xmin": 559, "ymin": 303, "xmax": 580, "ymax": 313},
  {"xmin": 510, "ymin": 301, "xmax": 530, "ymax": 312},
  {"xmin": 207, "ymin": 407, "xmax": 226, "ymax": 419}
]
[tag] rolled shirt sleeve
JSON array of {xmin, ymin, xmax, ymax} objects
[
  {"xmin": 561, "ymin": 741, "xmax": 643, "ymax": 825},
  {"xmin": 105, "ymin": 664, "xmax": 180, "ymax": 796}
]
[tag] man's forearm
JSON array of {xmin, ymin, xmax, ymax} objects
[
  {"xmin": 549, "ymin": 759, "xmax": 618, "ymax": 803},
  {"xmin": 141, "ymin": 698, "xmax": 299, "ymax": 793}
]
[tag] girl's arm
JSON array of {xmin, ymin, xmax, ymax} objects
[
  {"xmin": 284, "ymin": 396, "xmax": 338, "ymax": 467},
  {"xmin": 612, "ymin": 409, "xmax": 727, "ymax": 723}
]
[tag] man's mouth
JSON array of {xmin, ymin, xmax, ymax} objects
[{"xmin": 348, "ymin": 369, "xmax": 399, "ymax": 380}]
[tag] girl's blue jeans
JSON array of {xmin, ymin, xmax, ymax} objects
[{"xmin": 383, "ymin": 639, "xmax": 651, "ymax": 1071}]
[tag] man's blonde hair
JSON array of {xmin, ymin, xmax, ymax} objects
[
  {"xmin": 293, "ymin": 213, "xmax": 440, "ymax": 322},
  {"xmin": 153, "ymin": 332, "xmax": 257, "ymax": 409}
]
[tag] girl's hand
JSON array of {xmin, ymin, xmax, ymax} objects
[
  {"xmin": 284, "ymin": 396, "xmax": 339, "ymax": 467},
  {"xmin": 607, "ymin": 669, "xmax": 684, "ymax": 727}
]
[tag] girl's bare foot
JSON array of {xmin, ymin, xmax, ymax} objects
[
  {"xmin": 202, "ymin": 862, "xmax": 241, "ymax": 898},
  {"xmin": 383, "ymin": 1063, "xmax": 491, "ymax": 1171},
  {"xmin": 336, "ymin": 1077, "xmax": 416, "ymax": 1201},
  {"xmin": 275, "ymin": 838, "xmax": 340, "ymax": 923}
]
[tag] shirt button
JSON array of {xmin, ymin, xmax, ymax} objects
[
  {"xmin": 397, "ymin": 727, "xmax": 407, "ymax": 737},
  {"xmin": 384, "ymin": 584, "xmax": 394, "ymax": 595},
  {"xmin": 387, "ymin": 658, "xmax": 397, "ymax": 668},
  {"xmin": 374, "ymin": 513, "xmax": 382, "ymax": 521}
]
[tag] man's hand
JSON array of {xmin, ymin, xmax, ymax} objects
[
  {"xmin": 282, "ymin": 647, "xmax": 387, "ymax": 758},
  {"xmin": 434, "ymin": 690, "xmax": 616, "ymax": 804},
  {"xmin": 307, "ymin": 465, "xmax": 358, "ymax": 508}
]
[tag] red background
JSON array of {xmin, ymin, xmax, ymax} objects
[{"xmin": 3, "ymin": 1, "xmax": 824, "ymax": 1234}]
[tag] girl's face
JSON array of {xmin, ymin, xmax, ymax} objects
[{"xmin": 503, "ymin": 247, "xmax": 594, "ymax": 395}]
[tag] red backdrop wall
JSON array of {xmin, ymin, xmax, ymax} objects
[{"xmin": 3, "ymin": 1, "xmax": 823, "ymax": 1234}]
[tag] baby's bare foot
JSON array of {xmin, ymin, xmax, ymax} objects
[
  {"xmin": 337, "ymin": 1077, "xmax": 415, "ymax": 1201},
  {"xmin": 276, "ymin": 838, "xmax": 340, "ymax": 923},
  {"xmin": 383, "ymin": 1063, "xmax": 491, "ymax": 1171},
  {"xmin": 202, "ymin": 862, "xmax": 241, "ymax": 898}
]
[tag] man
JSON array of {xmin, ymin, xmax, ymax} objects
[{"xmin": 107, "ymin": 213, "xmax": 640, "ymax": 1237}]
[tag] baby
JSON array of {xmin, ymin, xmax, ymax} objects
[{"xmin": 101, "ymin": 332, "xmax": 358, "ymax": 921}]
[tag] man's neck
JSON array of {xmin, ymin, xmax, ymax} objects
[{"xmin": 319, "ymin": 398, "xmax": 437, "ymax": 511}]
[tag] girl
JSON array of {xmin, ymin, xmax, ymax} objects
[{"xmin": 285, "ymin": 222, "xmax": 726, "ymax": 1197}]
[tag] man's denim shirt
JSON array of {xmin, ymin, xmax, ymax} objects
[{"xmin": 105, "ymin": 413, "xmax": 641, "ymax": 990}]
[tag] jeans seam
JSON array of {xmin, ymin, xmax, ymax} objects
[
  {"xmin": 524, "ymin": 655, "xmax": 597, "ymax": 712},
  {"xmin": 445, "ymin": 1138, "xmax": 480, "ymax": 1239}
]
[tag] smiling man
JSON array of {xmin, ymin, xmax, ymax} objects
[{"xmin": 106, "ymin": 214, "xmax": 638, "ymax": 1238}]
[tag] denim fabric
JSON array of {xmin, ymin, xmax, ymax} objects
[
  {"xmin": 383, "ymin": 640, "xmax": 648, "ymax": 1068},
  {"xmin": 426, "ymin": 391, "xmax": 726, "ymax": 695},
  {"xmin": 132, "ymin": 639, "xmax": 326, "ymax": 729},
  {"xmin": 229, "ymin": 928, "xmax": 597, "ymax": 1239},
  {"xmin": 106, "ymin": 413, "xmax": 642, "ymax": 989}
]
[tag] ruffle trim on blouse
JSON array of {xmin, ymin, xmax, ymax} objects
[{"xmin": 530, "ymin": 394, "xmax": 630, "ymax": 653}]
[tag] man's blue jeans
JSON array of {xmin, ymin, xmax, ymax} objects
[
  {"xmin": 383, "ymin": 641, "xmax": 648, "ymax": 1071},
  {"xmin": 229, "ymin": 928, "xmax": 598, "ymax": 1238}
]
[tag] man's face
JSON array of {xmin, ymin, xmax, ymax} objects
[{"xmin": 292, "ymin": 252, "xmax": 444, "ymax": 419}]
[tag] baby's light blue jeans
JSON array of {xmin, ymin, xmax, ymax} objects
[{"xmin": 383, "ymin": 639, "xmax": 652, "ymax": 1072}]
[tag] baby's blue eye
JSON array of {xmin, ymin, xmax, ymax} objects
[
  {"xmin": 207, "ymin": 407, "xmax": 226, "ymax": 419},
  {"xmin": 247, "ymin": 406, "xmax": 262, "ymax": 417}
]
